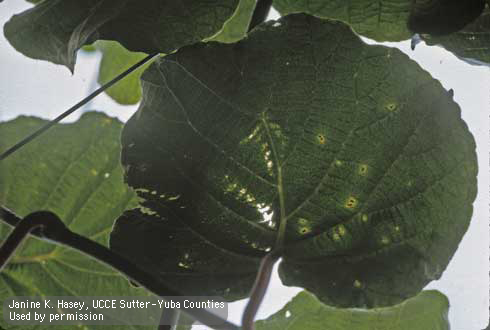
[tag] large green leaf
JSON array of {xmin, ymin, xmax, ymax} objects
[
  {"xmin": 0, "ymin": 112, "xmax": 154, "ymax": 329},
  {"xmin": 4, "ymin": 0, "xmax": 240, "ymax": 72},
  {"xmin": 422, "ymin": 6, "xmax": 490, "ymax": 66},
  {"xmin": 272, "ymin": 0, "xmax": 486, "ymax": 41},
  {"xmin": 255, "ymin": 290, "xmax": 450, "ymax": 330},
  {"xmin": 110, "ymin": 14, "xmax": 477, "ymax": 307}
]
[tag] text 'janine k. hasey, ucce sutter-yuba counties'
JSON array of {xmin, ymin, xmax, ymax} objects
[{"xmin": 9, "ymin": 298, "xmax": 227, "ymax": 310}]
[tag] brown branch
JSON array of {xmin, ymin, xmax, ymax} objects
[
  {"xmin": 0, "ymin": 207, "xmax": 239, "ymax": 330},
  {"xmin": 241, "ymin": 249, "xmax": 281, "ymax": 330}
]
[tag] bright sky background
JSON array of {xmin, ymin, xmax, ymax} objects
[{"xmin": 1, "ymin": 3, "xmax": 489, "ymax": 330}]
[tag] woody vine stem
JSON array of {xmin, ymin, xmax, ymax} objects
[
  {"xmin": 0, "ymin": 207, "xmax": 239, "ymax": 329},
  {"xmin": 0, "ymin": 1, "xmax": 281, "ymax": 329}
]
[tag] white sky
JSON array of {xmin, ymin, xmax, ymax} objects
[{"xmin": 0, "ymin": 3, "xmax": 488, "ymax": 330}]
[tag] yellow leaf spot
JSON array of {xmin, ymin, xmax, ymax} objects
[
  {"xmin": 337, "ymin": 225, "xmax": 346, "ymax": 236},
  {"xmin": 385, "ymin": 102, "xmax": 397, "ymax": 111},
  {"xmin": 361, "ymin": 214, "xmax": 368, "ymax": 222},
  {"xmin": 353, "ymin": 280, "xmax": 362, "ymax": 288},
  {"xmin": 358, "ymin": 164, "xmax": 368, "ymax": 175},
  {"xmin": 299, "ymin": 227, "xmax": 311, "ymax": 234},
  {"xmin": 344, "ymin": 196, "xmax": 358, "ymax": 209},
  {"xmin": 226, "ymin": 183, "xmax": 238, "ymax": 192},
  {"xmin": 91, "ymin": 169, "xmax": 98, "ymax": 176},
  {"xmin": 316, "ymin": 134, "xmax": 326, "ymax": 145},
  {"xmin": 298, "ymin": 218, "xmax": 308, "ymax": 225},
  {"xmin": 335, "ymin": 160, "xmax": 343, "ymax": 166}
]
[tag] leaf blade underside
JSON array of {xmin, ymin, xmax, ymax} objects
[{"xmin": 110, "ymin": 14, "xmax": 478, "ymax": 307}]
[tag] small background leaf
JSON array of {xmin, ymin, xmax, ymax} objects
[
  {"xmin": 95, "ymin": 41, "xmax": 152, "ymax": 105},
  {"xmin": 255, "ymin": 290, "xmax": 450, "ymax": 330}
]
